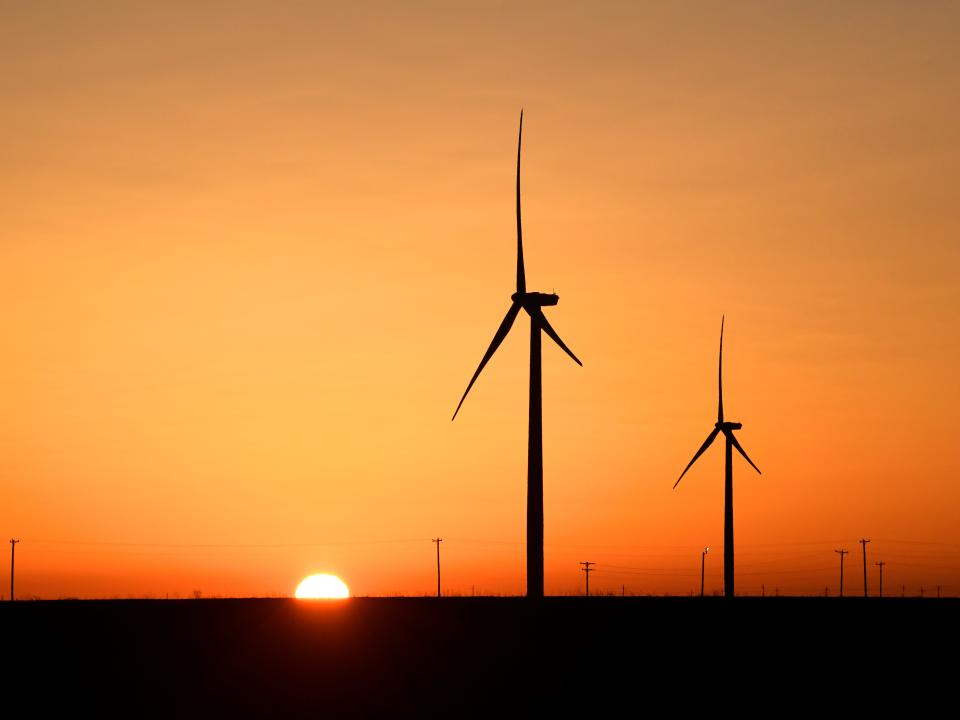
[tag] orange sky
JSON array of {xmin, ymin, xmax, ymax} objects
[{"xmin": 2, "ymin": 2, "xmax": 959, "ymax": 598}]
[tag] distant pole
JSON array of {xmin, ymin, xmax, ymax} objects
[
  {"xmin": 621, "ymin": 584, "xmax": 625, "ymax": 597},
  {"xmin": 920, "ymin": 586, "xmax": 924, "ymax": 598},
  {"xmin": 835, "ymin": 549, "xmax": 849, "ymax": 597},
  {"xmin": 859, "ymin": 539, "xmax": 870, "ymax": 597},
  {"xmin": 762, "ymin": 584, "xmax": 765, "ymax": 597},
  {"xmin": 9, "ymin": 539, "xmax": 19, "ymax": 602},
  {"xmin": 825, "ymin": 586, "xmax": 829, "ymax": 597},
  {"xmin": 700, "ymin": 547, "xmax": 710, "ymax": 597},
  {"xmin": 875, "ymin": 561, "xmax": 885, "ymax": 598},
  {"xmin": 579, "ymin": 561, "xmax": 595, "ymax": 597},
  {"xmin": 432, "ymin": 538, "xmax": 442, "ymax": 598}
]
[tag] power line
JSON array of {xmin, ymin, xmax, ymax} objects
[
  {"xmin": 24, "ymin": 538, "xmax": 430, "ymax": 549},
  {"xmin": 738, "ymin": 567, "xmax": 835, "ymax": 576},
  {"xmin": 595, "ymin": 563, "xmax": 835, "ymax": 576},
  {"xmin": 594, "ymin": 568, "xmax": 699, "ymax": 578},
  {"xmin": 598, "ymin": 563, "xmax": 705, "ymax": 572},
  {"xmin": 26, "ymin": 535, "xmax": 945, "ymax": 553},
  {"xmin": 443, "ymin": 538, "xmax": 521, "ymax": 547},
  {"xmin": 15, "ymin": 533, "xmax": 960, "ymax": 597},
  {"xmin": 870, "ymin": 539, "xmax": 960, "ymax": 548}
]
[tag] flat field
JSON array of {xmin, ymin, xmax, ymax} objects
[{"xmin": 4, "ymin": 597, "xmax": 956, "ymax": 716}]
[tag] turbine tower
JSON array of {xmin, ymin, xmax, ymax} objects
[
  {"xmin": 452, "ymin": 112, "xmax": 583, "ymax": 599},
  {"xmin": 673, "ymin": 317, "xmax": 761, "ymax": 599}
]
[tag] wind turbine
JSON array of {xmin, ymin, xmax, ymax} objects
[
  {"xmin": 452, "ymin": 111, "xmax": 582, "ymax": 599},
  {"xmin": 673, "ymin": 317, "xmax": 761, "ymax": 598}
]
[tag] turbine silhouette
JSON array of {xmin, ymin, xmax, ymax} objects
[
  {"xmin": 452, "ymin": 111, "xmax": 582, "ymax": 599},
  {"xmin": 673, "ymin": 317, "xmax": 760, "ymax": 598}
]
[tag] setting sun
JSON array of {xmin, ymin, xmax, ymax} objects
[{"xmin": 295, "ymin": 574, "xmax": 350, "ymax": 599}]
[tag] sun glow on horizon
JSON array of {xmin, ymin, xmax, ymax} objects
[{"xmin": 295, "ymin": 574, "xmax": 350, "ymax": 599}]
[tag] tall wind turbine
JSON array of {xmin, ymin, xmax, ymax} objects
[
  {"xmin": 452, "ymin": 111, "xmax": 582, "ymax": 599},
  {"xmin": 673, "ymin": 317, "xmax": 761, "ymax": 598}
]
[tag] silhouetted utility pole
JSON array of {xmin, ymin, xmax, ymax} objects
[
  {"xmin": 9, "ymin": 539, "xmax": 19, "ymax": 602},
  {"xmin": 432, "ymin": 538, "xmax": 442, "ymax": 598},
  {"xmin": 859, "ymin": 538, "xmax": 870, "ymax": 597},
  {"xmin": 580, "ymin": 561, "xmax": 595, "ymax": 597},
  {"xmin": 835, "ymin": 549, "xmax": 849, "ymax": 597},
  {"xmin": 875, "ymin": 561, "xmax": 885, "ymax": 598},
  {"xmin": 700, "ymin": 547, "xmax": 710, "ymax": 597},
  {"xmin": 824, "ymin": 586, "xmax": 829, "ymax": 597}
]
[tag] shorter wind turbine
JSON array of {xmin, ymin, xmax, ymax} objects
[{"xmin": 673, "ymin": 317, "xmax": 761, "ymax": 599}]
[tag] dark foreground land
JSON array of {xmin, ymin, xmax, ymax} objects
[{"xmin": 4, "ymin": 597, "xmax": 957, "ymax": 716}]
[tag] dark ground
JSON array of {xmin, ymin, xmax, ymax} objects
[{"xmin": 4, "ymin": 597, "xmax": 957, "ymax": 716}]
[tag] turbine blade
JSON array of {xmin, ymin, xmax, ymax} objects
[
  {"xmin": 516, "ymin": 110, "xmax": 526, "ymax": 295},
  {"xmin": 718, "ymin": 315, "xmax": 724, "ymax": 424},
  {"xmin": 729, "ymin": 432, "xmax": 762, "ymax": 475},
  {"xmin": 452, "ymin": 302, "xmax": 522, "ymax": 420},
  {"xmin": 533, "ymin": 307, "xmax": 582, "ymax": 366},
  {"xmin": 673, "ymin": 427, "xmax": 720, "ymax": 489}
]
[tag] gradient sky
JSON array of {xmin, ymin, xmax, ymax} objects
[{"xmin": 2, "ymin": 1, "xmax": 959, "ymax": 598}]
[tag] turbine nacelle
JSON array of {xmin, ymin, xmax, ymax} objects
[
  {"xmin": 512, "ymin": 291, "xmax": 560, "ymax": 308},
  {"xmin": 717, "ymin": 421, "xmax": 742, "ymax": 432}
]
